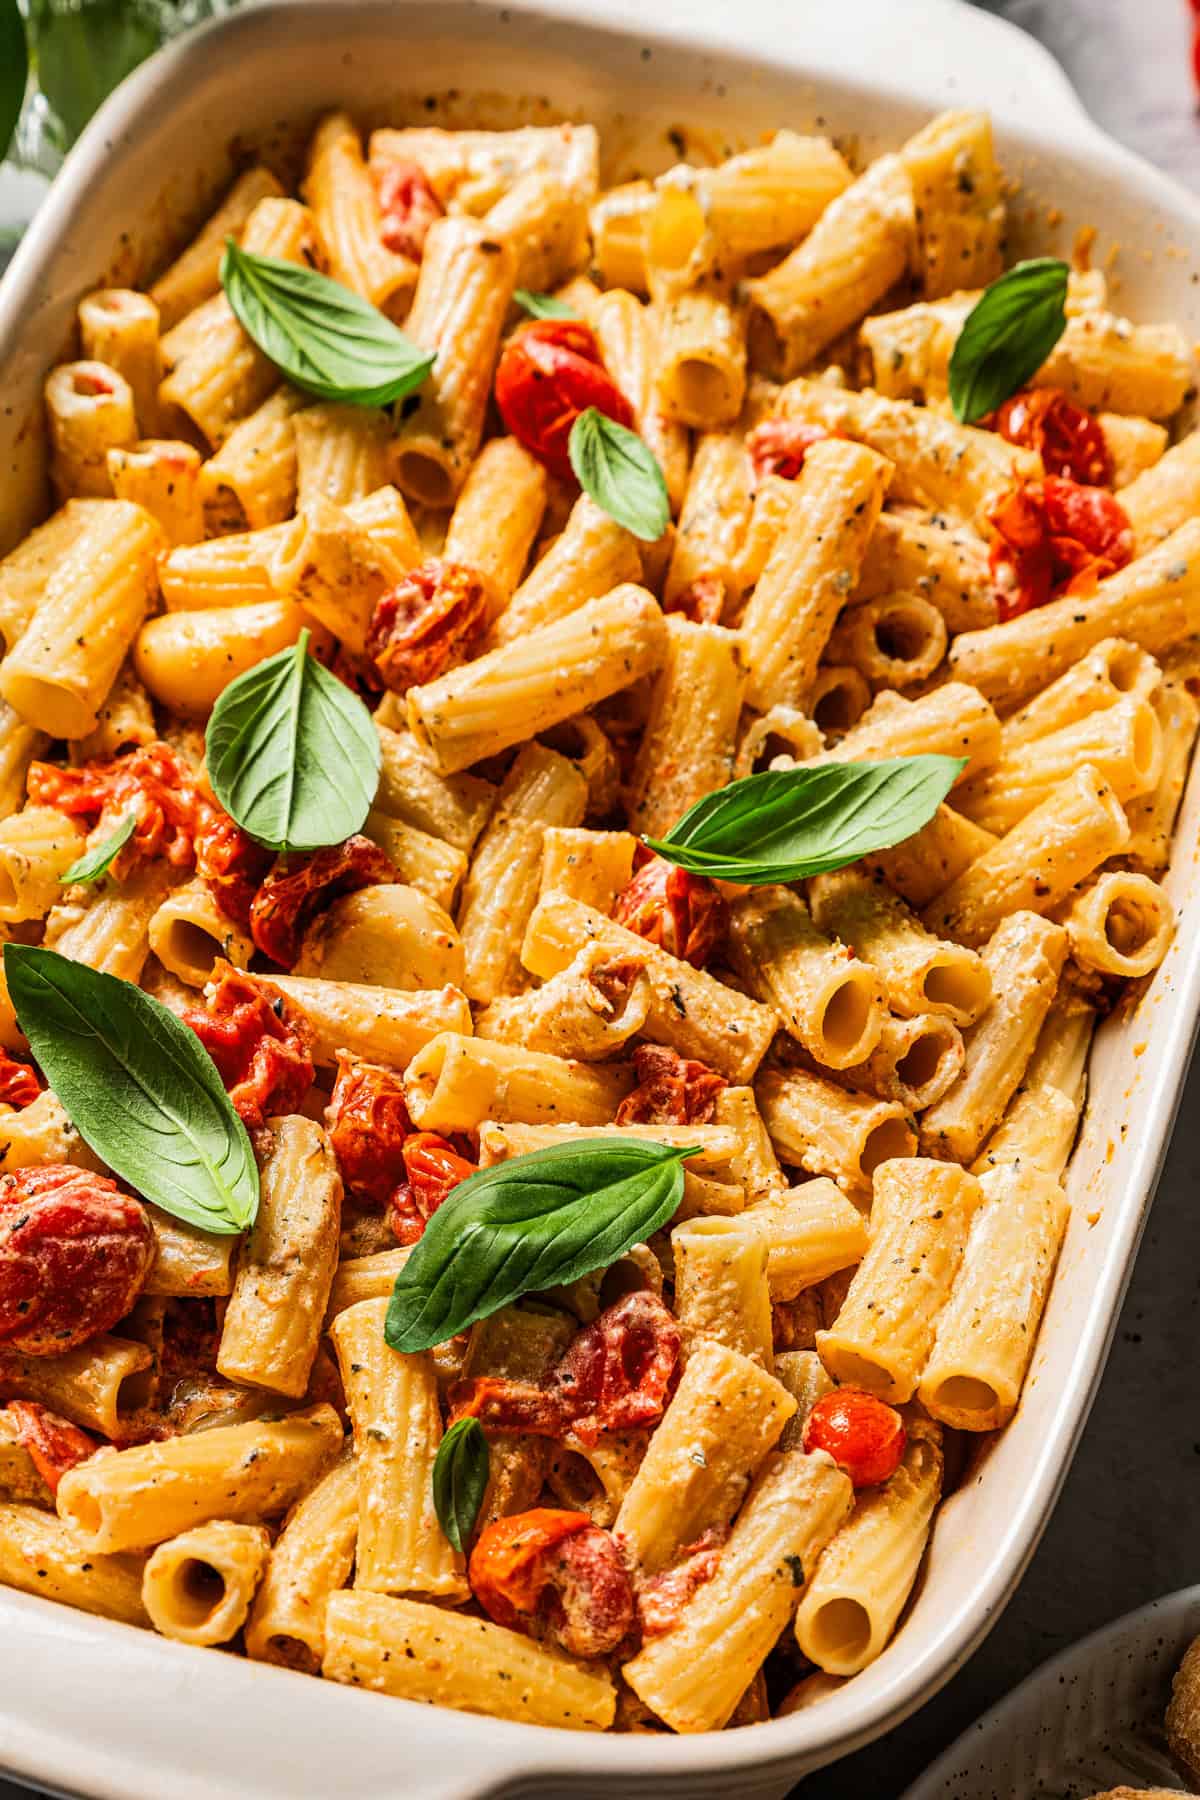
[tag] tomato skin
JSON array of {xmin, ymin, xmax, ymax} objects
[
  {"xmin": 802, "ymin": 1387, "xmax": 907, "ymax": 1488},
  {"xmin": 183, "ymin": 963, "xmax": 315, "ymax": 1131},
  {"xmin": 194, "ymin": 805, "xmax": 273, "ymax": 933},
  {"xmin": 387, "ymin": 1132, "xmax": 476, "ymax": 1244},
  {"xmin": 745, "ymin": 418, "xmax": 836, "ymax": 481},
  {"xmin": 374, "ymin": 159, "xmax": 443, "ymax": 259},
  {"xmin": 468, "ymin": 1508, "xmax": 633, "ymax": 1657},
  {"xmin": 368, "ymin": 559, "xmax": 488, "ymax": 694},
  {"xmin": 988, "ymin": 476, "xmax": 1133, "ymax": 622},
  {"xmin": 7, "ymin": 1400, "xmax": 96, "ymax": 1492},
  {"xmin": 0, "ymin": 1167, "xmax": 154, "ymax": 1356},
  {"xmin": 990, "ymin": 387, "xmax": 1113, "ymax": 487},
  {"xmin": 494, "ymin": 320, "xmax": 633, "ymax": 482},
  {"xmin": 612, "ymin": 855, "xmax": 728, "ymax": 969},
  {"xmin": 325, "ymin": 1054, "xmax": 412, "ymax": 1207},
  {"xmin": 615, "ymin": 1042, "xmax": 726, "ymax": 1126},
  {"xmin": 452, "ymin": 1291, "xmax": 680, "ymax": 1445},
  {"xmin": 0, "ymin": 1049, "xmax": 40, "ymax": 1110},
  {"xmin": 29, "ymin": 740, "xmax": 207, "ymax": 878},
  {"xmin": 249, "ymin": 835, "xmax": 397, "ymax": 968}
]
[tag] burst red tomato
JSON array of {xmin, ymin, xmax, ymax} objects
[
  {"xmin": 0, "ymin": 1049, "xmax": 40, "ymax": 1110},
  {"xmin": 7, "ymin": 1401, "xmax": 97, "ymax": 1492},
  {"xmin": 183, "ymin": 963, "xmax": 315, "ymax": 1130},
  {"xmin": 374, "ymin": 159, "xmax": 444, "ymax": 259},
  {"xmin": 494, "ymin": 320, "xmax": 633, "ymax": 483},
  {"xmin": 988, "ymin": 476, "xmax": 1133, "ymax": 622},
  {"xmin": 615, "ymin": 1042, "xmax": 727, "ymax": 1126},
  {"xmin": 249, "ymin": 835, "xmax": 397, "ymax": 968},
  {"xmin": 612, "ymin": 854, "xmax": 728, "ymax": 969},
  {"xmin": 0, "ymin": 1167, "xmax": 154, "ymax": 1356},
  {"xmin": 367, "ymin": 559, "xmax": 488, "ymax": 694},
  {"xmin": 802, "ymin": 1386, "xmax": 907, "ymax": 1488},
  {"xmin": 193, "ymin": 805, "xmax": 273, "ymax": 933},
  {"xmin": 452, "ymin": 1291, "xmax": 680, "ymax": 1446},
  {"xmin": 990, "ymin": 387, "xmax": 1113, "ymax": 487},
  {"xmin": 29, "ymin": 740, "xmax": 206, "ymax": 875},
  {"xmin": 325, "ymin": 1054, "xmax": 412, "ymax": 1207},
  {"xmin": 634, "ymin": 1526, "xmax": 725, "ymax": 1637},
  {"xmin": 469, "ymin": 1508, "xmax": 633, "ymax": 1658},
  {"xmin": 387, "ymin": 1132, "xmax": 476, "ymax": 1244},
  {"xmin": 745, "ymin": 417, "xmax": 836, "ymax": 481}
]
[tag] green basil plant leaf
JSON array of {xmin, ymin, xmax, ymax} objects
[
  {"xmin": 206, "ymin": 628, "xmax": 380, "ymax": 854},
  {"xmin": 645, "ymin": 755, "xmax": 966, "ymax": 883},
  {"xmin": 386, "ymin": 1139, "xmax": 698, "ymax": 1352},
  {"xmin": 432, "ymin": 1417, "xmax": 490, "ymax": 1553},
  {"xmin": 5, "ymin": 945, "xmax": 258, "ymax": 1234},
  {"xmin": 59, "ymin": 812, "xmax": 137, "ymax": 886},
  {"xmin": 568, "ymin": 406, "xmax": 670, "ymax": 541},
  {"xmin": 948, "ymin": 257, "xmax": 1070, "ymax": 424}
]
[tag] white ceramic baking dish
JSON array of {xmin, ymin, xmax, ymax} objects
[{"xmin": 1, "ymin": 1, "xmax": 1199, "ymax": 1794}]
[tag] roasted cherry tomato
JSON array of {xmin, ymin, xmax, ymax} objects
[
  {"xmin": 612, "ymin": 854, "xmax": 728, "ymax": 969},
  {"xmin": 469, "ymin": 1508, "xmax": 633, "ymax": 1658},
  {"xmin": 615, "ymin": 1042, "xmax": 727, "ymax": 1126},
  {"xmin": 0, "ymin": 1167, "xmax": 154, "ymax": 1356},
  {"xmin": 184, "ymin": 963, "xmax": 315, "ymax": 1130},
  {"xmin": 325, "ymin": 1054, "xmax": 412, "ymax": 1207},
  {"xmin": 802, "ymin": 1386, "xmax": 907, "ymax": 1488},
  {"xmin": 368, "ymin": 559, "xmax": 488, "ymax": 694},
  {"xmin": 452, "ymin": 1290, "xmax": 680, "ymax": 1446},
  {"xmin": 0, "ymin": 1049, "xmax": 41, "ymax": 1110},
  {"xmin": 745, "ymin": 417, "xmax": 836, "ymax": 481},
  {"xmin": 29, "ymin": 740, "xmax": 206, "ymax": 876},
  {"xmin": 494, "ymin": 320, "xmax": 633, "ymax": 483},
  {"xmin": 194, "ymin": 804, "xmax": 274, "ymax": 932},
  {"xmin": 374, "ymin": 159, "xmax": 444, "ymax": 259},
  {"xmin": 989, "ymin": 386, "xmax": 1112, "ymax": 487},
  {"xmin": 7, "ymin": 1401, "xmax": 97, "ymax": 1492},
  {"xmin": 249, "ymin": 835, "xmax": 397, "ymax": 968},
  {"xmin": 387, "ymin": 1132, "xmax": 476, "ymax": 1245},
  {"xmin": 988, "ymin": 476, "xmax": 1133, "ymax": 621},
  {"xmin": 634, "ymin": 1526, "xmax": 725, "ymax": 1637}
]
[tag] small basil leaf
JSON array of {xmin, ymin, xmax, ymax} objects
[
  {"xmin": 514, "ymin": 288, "xmax": 577, "ymax": 320},
  {"xmin": 386, "ymin": 1139, "xmax": 697, "ymax": 1352},
  {"xmin": 206, "ymin": 629, "xmax": 380, "ymax": 854},
  {"xmin": 5, "ymin": 945, "xmax": 258, "ymax": 1234},
  {"xmin": 220, "ymin": 239, "xmax": 435, "ymax": 408},
  {"xmin": 31, "ymin": 0, "xmax": 159, "ymax": 151},
  {"xmin": 568, "ymin": 407, "xmax": 670, "ymax": 541},
  {"xmin": 948, "ymin": 258, "xmax": 1070, "ymax": 424},
  {"xmin": 59, "ymin": 812, "xmax": 137, "ymax": 886},
  {"xmin": 0, "ymin": 0, "xmax": 27, "ymax": 163},
  {"xmin": 432, "ymin": 1417, "xmax": 490, "ymax": 1553},
  {"xmin": 645, "ymin": 755, "xmax": 966, "ymax": 883}
]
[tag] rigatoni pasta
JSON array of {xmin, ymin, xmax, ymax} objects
[{"xmin": 0, "ymin": 94, "xmax": 1193, "ymax": 1747}]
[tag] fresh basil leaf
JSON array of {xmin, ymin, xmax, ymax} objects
[
  {"xmin": 5, "ymin": 945, "xmax": 257, "ymax": 1234},
  {"xmin": 386, "ymin": 1139, "xmax": 698, "ymax": 1353},
  {"xmin": 0, "ymin": 0, "xmax": 27, "ymax": 163},
  {"xmin": 220, "ymin": 239, "xmax": 435, "ymax": 408},
  {"xmin": 29, "ymin": 0, "xmax": 159, "ymax": 151},
  {"xmin": 514, "ymin": 288, "xmax": 577, "ymax": 320},
  {"xmin": 948, "ymin": 258, "xmax": 1070, "ymax": 424},
  {"xmin": 568, "ymin": 407, "xmax": 670, "ymax": 541},
  {"xmin": 432, "ymin": 1417, "xmax": 490, "ymax": 1553},
  {"xmin": 206, "ymin": 628, "xmax": 380, "ymax": 854},
  {"xmin": 59, "ymin": 812, "xmax": 137, "ymax": 886},
  {"xmin": 645, "ymin": 755, "xmax": 966, "ymax": 883}
]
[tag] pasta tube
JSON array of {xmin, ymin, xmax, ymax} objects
[
  {"xmin": 408, "ymin": 584, "xmax": 668, "ymax": 774},
  {"xmin": 245, "ymin": 1452, "xmax": 358, "ymax": 1672},
  {"xmin": 56, "ymin": 1406, "xmax": 342, "ymax": 1552},
  {"xmin": 142, "ymin": 1520, "xmax": 271, "ymax": 1645},
  {"xmin": 728, "ymin": 885, "xmax": 886, "ymax": 1070},
  {"xmin": 328, "ymin": 1298, "xmax": 466, "ymax": 1599},
  {"xmin": 816, "ymin": 1158, "xmax": 984, "ymax": 1401}
]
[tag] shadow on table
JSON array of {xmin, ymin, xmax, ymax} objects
[{"xmin": 794, "ymin": 1045, "xmax": 1200, "ymax": 1798}]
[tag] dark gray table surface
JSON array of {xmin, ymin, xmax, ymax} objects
[{"xmin": 2, "ymin": 3, "xmax": 1198, "ymax": 1796}]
